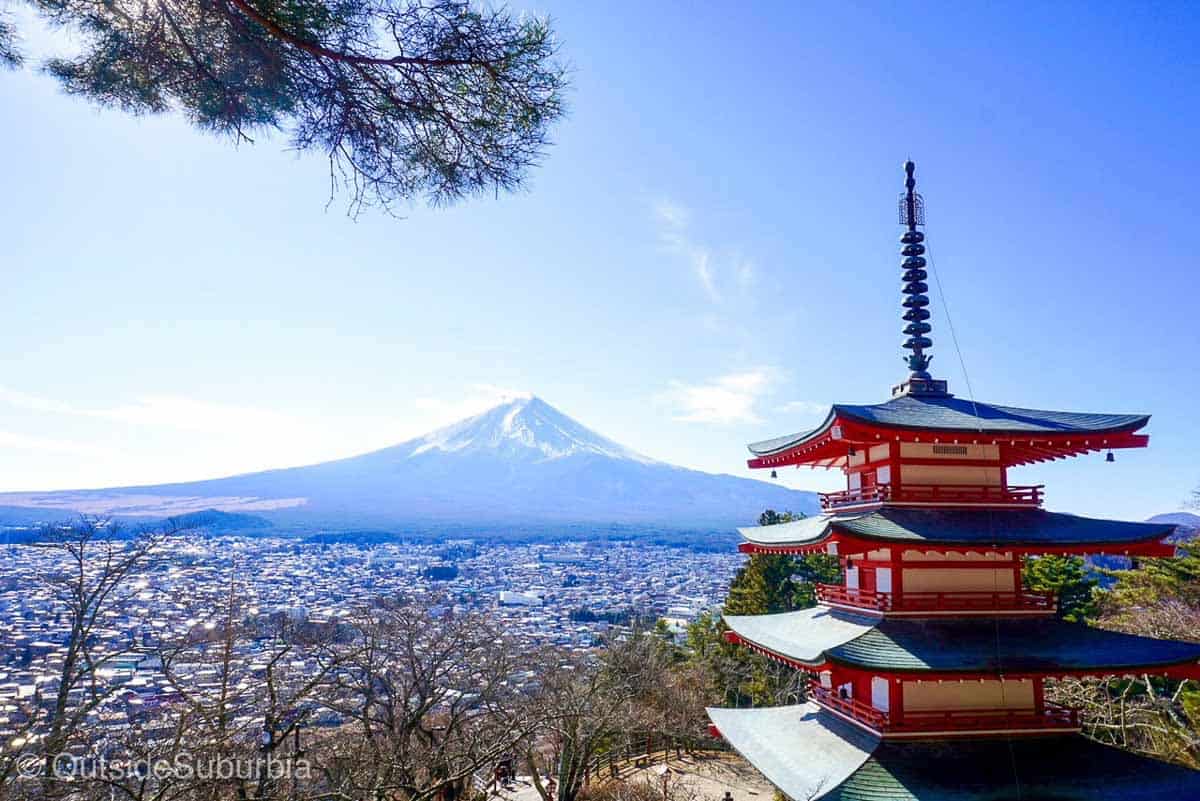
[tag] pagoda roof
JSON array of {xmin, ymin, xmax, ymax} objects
[
  {"xmin": 737, "ymin": 508, "xmax": 1176, "ymax": 555},
  {"xmin": 723, "ymin": 607, "xmax": 877, "ymax": 665},
  {"xmin": 827, "ymin": 617, "xmax": 1200, "ymax": 673},
  {"xmin": 748, "ymin": 394, "xmax": 1149, "ymax": 457},
  {"xmin": 724, "ymin": 612, "xmax": 1200, "ymax": 676},
  {"xmin": 705, "ymin": 702, "xmax": 878, "ymax": 801},
  {"xmin": 709, "ymin": 705, "xmax": 1200, "ymax": 800}
]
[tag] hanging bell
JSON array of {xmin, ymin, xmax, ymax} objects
[
  {"xmin": 1105, "ymin": 451, "xmax": 1115, "ymax": 463},
  {"xmin": 770, "ymin": 470, "xmax": 778, "ymax": 479}
]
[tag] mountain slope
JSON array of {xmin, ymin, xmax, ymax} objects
[
  {"xmin": 0, "ymin": 396, "xmax": 818, "ymax": 530},
  {"xmin": 1147, "ymin": 512, "xmax": 1200, "ymax": 543}
]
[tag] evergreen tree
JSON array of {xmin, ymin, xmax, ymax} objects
[
  {"xmin": 1023, "ymin": 554, "xmax": 1099, "ymax": 622},
  {"xmin": 3, "ymin": 0, "xmax": 565, "ymax": 211},
  {"xmin": 686, "ymin": 509, "xmax": 841, "ymax": 705}
]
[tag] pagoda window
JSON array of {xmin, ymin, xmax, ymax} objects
[
  {"xmin": 871, "ymin": 676, "xmax": 891, "ymax": 712},
  {"xmin": 876, "ymin": 567, "xmax": 894, "ymax": 593},
  {"xmin": 868, "ymin": 443, "xmax": 890, "ymax": 462},
  {"xmin": 876, "ymin": 464, "xmax": 892, "ymax": 485},
  {"xmin": 848, "ymin": 472, "xmax": 862, "ymax": 491},
  {"xmin": 845, "ymin": 564, "xmax": 859, "ymax": 590},
  {"xmin": 900, "ymin": 442, "xmax": 1000, "ymax": 461}
]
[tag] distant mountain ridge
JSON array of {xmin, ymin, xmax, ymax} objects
[
  {"xmin": 0, "ymin": 396, "xmax": 818, "ymax": 532},
  {"xmin": 1147, "ymin": 512, "xmax": 1200, "ymax": 543}
]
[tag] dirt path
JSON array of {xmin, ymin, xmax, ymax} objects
[
  {"xmin": 489, "ymin": 754, "xmax": 773, "ymax": 801},
  {"xmin": 614, "ymin": 753, "xmax": 774, "ymax": 801}
]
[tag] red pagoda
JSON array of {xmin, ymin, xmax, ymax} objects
[{"xmin": 706, "ymin": 162, "xmax": 1200, "ymax": 800}]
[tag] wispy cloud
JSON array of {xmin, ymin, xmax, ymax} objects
[
  {"xmin": 412, "ymin": 384, "xmax": 531, "ymax": 428},
  {"xmin": 734, "ymin": 257, "xmax": 755, "ymax": 290},
  {"xmin": 0, "ymin": 430, "xmax": 103, "ymax": 457},
  {"xmin": 0, "ymin": 387, "xmax": 317, "ymax": 437},
  {"xmin": 776, "ymin": 399, "xmax": 828, "ymax": 416},
  {"xmin": 653, "ymin": 199, "xmax": 754, "ymax": 303},
  {"xmin": 0, "ymin": 383, "xmax": 539, "ymax": 491},
  {"xmin": 657, "ymin": 369, "xmax": 774, "ymax": 424}
]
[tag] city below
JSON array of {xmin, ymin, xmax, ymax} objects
[{"xmin": 0, "ymin": 533, "xmax": 740, "ymax": 731}]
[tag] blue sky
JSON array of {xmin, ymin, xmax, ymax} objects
[{"xmin": 1, "ymin": 1, "xmax": 1197, "ymax": 520}]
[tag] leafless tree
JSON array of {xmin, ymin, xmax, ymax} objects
[
  {"xmin": 314, "ymin": 598, "xmax": 544, "ymax": 801},
  {"xmin": 525, "ymin": 632, "xmax": 676, "ymax": 801},
  {"xmin": 24, "ymin": 520, "xmax": 167, "ymax": 783},
  {"xmin": 1050, "ymin": 674, "xmax": 1200, "ymax": 769}
]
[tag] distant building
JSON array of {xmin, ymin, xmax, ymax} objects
[{"xmin": 498, "ymin": 591, "xmax": 542, "ymax": 607}]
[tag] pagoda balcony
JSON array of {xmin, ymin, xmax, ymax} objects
[
  {"xmin": 810, "ymin": 684, "xmax": 1080, "ymax": 737},
  {"xmin": 818, "ymin": 483, "xmax": 1044, "ymax": 511},
  {"xmin": 892, "ymin": 703, "xmax": 1081, "ymax": 735},
  {"xmin": 809, "ymin": 684, "xmax": 890, "ymax": 731},
  {"xmin": 814, "ymin": 584, "xmax": 1056, "ymax": 615}
]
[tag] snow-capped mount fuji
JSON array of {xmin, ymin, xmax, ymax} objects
[
  {"xmin": 408, "ymin": 395, "xmax": 655, "ymax": 464},
  {"xmin": 0, "ymin": 396, "xmax": 818, "ymax": 531}
]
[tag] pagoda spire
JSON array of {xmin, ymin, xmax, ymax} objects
[
  {"xmin": 893, "ymin": 161, "xmax": 948, "ymax": 397},
  {"xmin": 900, "ymin": 160, "xmax": 932, "ymax": 379}
]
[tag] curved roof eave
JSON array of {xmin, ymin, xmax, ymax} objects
[
  {"xmin": 745, "ymin": 396, "xmax": 1152, "ymax": 458},
  {"xmin": 737, "ymin": 510, "xmax": 1176, "ymax": 550},
  {"xmin": 724, "ymin": 607, "xmax": 879, "ymax": 665},
  {"xmin": 706, "ymin": 703, "xmax": 878, "ymax": 801},
  {"xmin": 834, "ymin": 400, "xmax": 1151, "ymax": 437},
  {"xmin": 825, "ymin": 618, "xmax": 1200, "ymax": 673},
  {"xmin": 747, "ymin": 407, "xmax": 837, "ymax": 457},
  {"xmin": 736, "ymin": 514, "xmax": 836, "ymax": 546}
]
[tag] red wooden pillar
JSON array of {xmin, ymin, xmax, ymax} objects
[
  {"xmin": 1033, "ymin": 677, "xmax": 1046, "ymax": 714},
  {"xmin": 889, "ymin": 677, "xmax": 904, "ymax": 725}
]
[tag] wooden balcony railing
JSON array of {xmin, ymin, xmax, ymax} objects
[
  {"xmin": 814, "ymin": 584, "xmax": 891, "ymax": 611},
  {"xmin": 819, "ymin": 485, "xmax": 890, "ymax": 510},
  {"xmin": 819, "ymin": 484, "xmax": 1044, "ymax": 511},
  {"xmin": 810, "ymin": 683, "xmax": 1079, "ymax": 735},
  {"xmin": 898, "ymin": 484, "xmax": 1044, "ymax": 507},
  {"xmin": 890, "ymin": 702, "xmax": 1080, "ymax": 734},
  {"xmin": 809, "ymin": 685, "xmax": 890, "ymax": 730},
  {"xmin": 815, "ymin": 584, "xmax": 1056, "ymax": 614}
]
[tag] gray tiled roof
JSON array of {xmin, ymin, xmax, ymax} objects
[
  {"xmin": 737, "ymin": 509, "xmax": 1176, "ymax": 548},
  {"xmin": 825, "ymin": 735, "xmax": 1200, "ymax": 800},
  {"xmin": 709, "ymin": 707, "xmax": 1200, "ymax": 800},
  {"xmin": 724, "ymin": 607, "xmax": 878, "ymax": 665},
  {"xmin": 826, "ymin": 617, "xmax": 1200, "ymax": 673},
  {"xmin": 838, "ymin": 508, "xmax": 1175, "ymax": 546},
  {"xmin": 748, "ymin": 395, "xmax": 1149, "ymax": 456},
  {"xmin": 706, "ymin": 703, "xmax": 878, "ymax": 801},
  {"xmin": 725, "ymin": 614, "xmax": 1200, "ymax": 675}
]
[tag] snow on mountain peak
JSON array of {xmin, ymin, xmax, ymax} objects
[{"xmin": 408, "ymin": 395, "xmax": 656, "ymax": 463}]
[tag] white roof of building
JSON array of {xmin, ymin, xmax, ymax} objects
[
  {"xmin": 724, "ymin": 607, "xmax": 877, "ymax": 665},
  {"xmin": 736, "ymin": 515, "xmax": 835, "ymax": 546},
  {"xmin": 706, "ymin": 703, "xmax": 878, "ymax": 801}
]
